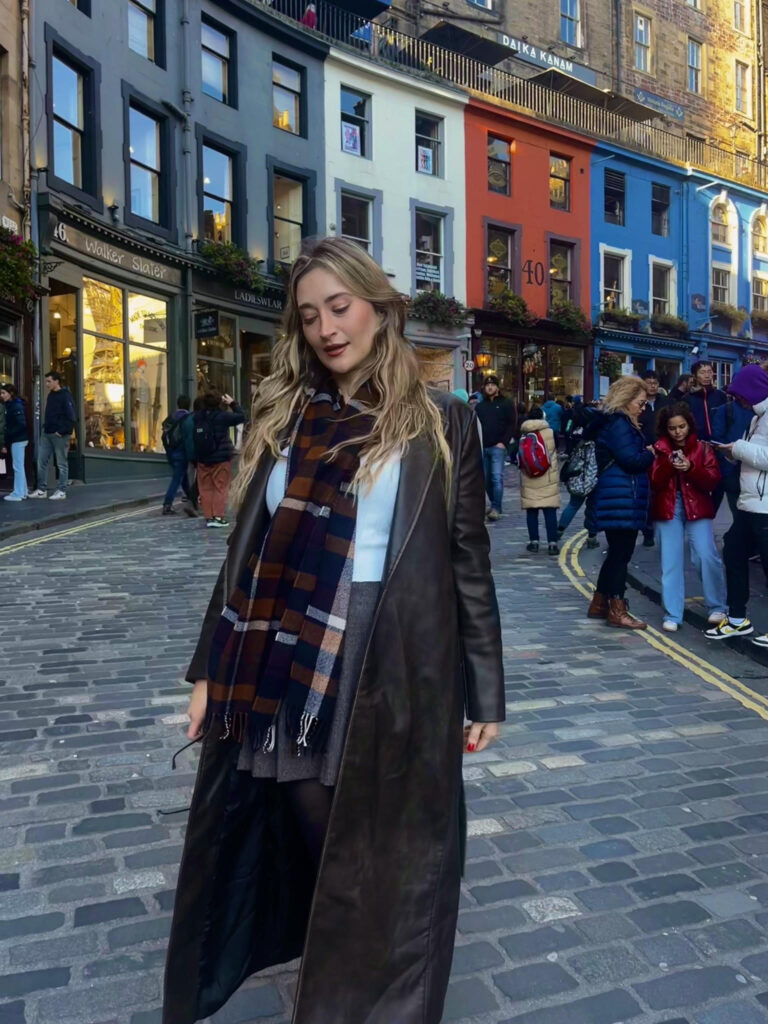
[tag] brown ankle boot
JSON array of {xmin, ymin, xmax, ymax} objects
[
  {"xmin": 607, "ymin": 597, "xmax": 647, "ymax": 630},
  {"xmin": 587, "ymin": 592, "xmax": 608, "ymax": 619}
]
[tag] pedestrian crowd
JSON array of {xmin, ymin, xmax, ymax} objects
[{"xmin": 473, "ymin": 359, "xmax": 768, "ymax": 645}]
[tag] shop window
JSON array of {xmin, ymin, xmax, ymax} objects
[
  {"xmin": 340, "ymin": 87, "xmax": 370, "ymax": 157},
  {"xmin": 82, "ymin": 278, "xmax": 167, "ymax": 454},
  {"xmin": 481, "ymin": 336, "xmax": 521, "ymax": 402},
  {"xmin": 754, "ymin": 216, "xmax": 768, "ymax": 255},
  {"xmin": 651, "ymin": 263, "xmax": 670, "ymax": 315},
  {"xmin": 634, "ymin": 14, "xmax": 651, "ymax": 74},
  {"xmin": 128, "ymin": 0, "xmax": 159, "ymax": 64},
  {"xmin": 487, "ymin": 136, "xmax": 511, "ymax": 195},
  {"xmin": 129, "ymin": 105, "xmax": 161, "ymax": 223},
  {"xmin": 550, "ymin": 242, "xmax": 574, "ymax": 305},
  {"xmin": 549, "ymin": 155, "xmax": 570, "ymax": 211},
  {"xmin": 688, "ymin": 38, "xmax": 702, "ymax": 94},
  {"xmin": 603, "ymin": 252, "xmax": 625, "ymax": 309},
  {"xmin": 711, "ymin": 203, "xmax": 729, "ymax": 245},
  {"xmin": 197, "ymin": 313, "xmax": 236, "ymax": 397},
  {"xmin": 651, "ymin": 183, "xmax": 670, "ymax": 237},
  {"xmin": 202, "ymin": 144, "xmax": 233, "ymax": 243},
  {"xmin": 273, "ymin": 58, "xmax": 302, "ymax": 135},
  {"xmin": 202, "ymin": 17, "xmax": 235, "ymax": 105},
  {"xmin": 548, "ymin": 345, "xmax": 584, "ymax": 401},
  {"xmin": 340, "ymin": 193, "xmax": 371, "ymax": 251},
  {"xmin": 414, "ymin": 210, "xmax": 442, "ymax": 292},
  {"xmin": 604, "ymin": 170, "xmax": 625, "ymax": 225},
  {"xmin": 712, "ymin": 266, "xmax": 730, "ymax": 304},
  {"xmin": 415, "ymin": 112, "xmax": 442, "ymax": 176},
  {"xmin": 561, "ymin": 0, "xmax": 581, "ymax": 46},
  {"xmin": 49, "ymin": 286, "xmax": 79, "ymax": 441},
  {"xmin": 486, "ymin": 226, "xmax": 515, "ymax": 297},
  {"xmin": 273, "ymin": 174, "xmax": 304, "ymax": 265},
  {"xmin": 753, "ymin": 276, "xmax": 768, "ymax": 312},
  {"xmin": 240, "ymin": 330, "xmax": 272, "ymax": 404}
]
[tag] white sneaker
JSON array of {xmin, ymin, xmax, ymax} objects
[
  {"xmin": 48, "ymin": 489, "xmax": 66, "ymax": 500},
  {"xmin": 662, "ymin": 620, "xmax": 679, "ymax": 632},
  {"xmin": 28, "ymin": 489, "xmax": 46, "ymax": 498},
  {"xmin": 708, "ymin": 611, "xmax": 728, "ymax": 624},
  {"xmin": 3, "ymin": 494, "xmax": 23, "ymax": 502},
  {"xmin": 706, "ymin": 617, "xmax": 754, "ymax": 639}
]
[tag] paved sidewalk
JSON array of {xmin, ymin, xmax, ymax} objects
[
  {"xmin": 0, "ymin": 478, "xmax": 168, "ymax": 543},
  {"xmin": 2, "ymin": 480, "xmax": 768, "ymax": 1022}
]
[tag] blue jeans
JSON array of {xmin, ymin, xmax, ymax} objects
[
  {"xmin": 655, "ymin": 495, "xmax": 727, "ymax": 625},
  {"xmin": 559, "ymin": 494, "xmax": 585, "ymax": 533},
  {"xmin": 38, "ymin": 432, "xmax": 70, "ymax": 490},
  {"xmin": 9, "ymin": 441, "xmax": 28, "ymax": 498},
  {"xmin": 527, "ymin": 507, "xmax": 558, "ymax": 543},
  {"xmin": 163, "ymin": 450, "xmax": 191, "ymax": 506},
  {"xmin": 483, "ymin": 446, "xmax": 506, "ymax": 513}
]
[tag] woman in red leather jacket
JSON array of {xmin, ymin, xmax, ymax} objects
[{"xmin": 650, "ymin": 403, "xmax": 727, "ymax": 633}]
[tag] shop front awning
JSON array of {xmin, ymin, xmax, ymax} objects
[
  {"xmin": 419, "ymin": 21, "xmax": 512, "ymax": 66},
  {"xmin": 529, "ymin": 69, "xmax": 661, "ymax": 121}
]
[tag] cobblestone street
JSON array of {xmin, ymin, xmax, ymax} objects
[{"xmin": 3, "ymin": 489, "xmax": 768, "ymax": 1024}]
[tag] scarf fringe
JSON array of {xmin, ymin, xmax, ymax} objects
[{"xmin": 206, "ymin": 705, "xmax": 331, "ymax": 757}]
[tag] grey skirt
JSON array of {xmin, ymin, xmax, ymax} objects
[{"xmin": 236, "ymin": 581, "xmax": 380, "ymax": 788}]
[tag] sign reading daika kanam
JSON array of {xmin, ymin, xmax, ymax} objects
[{"xmin": 498, "ymin": 34, "xmax": 597, "ymax": 87}]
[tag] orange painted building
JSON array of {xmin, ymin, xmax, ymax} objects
[{"xmin": 465, "ymin": 98, "xmax": 595, "ymax": 405}]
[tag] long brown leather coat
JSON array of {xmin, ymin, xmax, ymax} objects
[{"xmin": 162, "ymin": 393, "xmax": 505, "ymax": 1024}]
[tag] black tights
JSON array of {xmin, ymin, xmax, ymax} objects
[{"xmin": 284, "ymin": 779, "xmax": 334, "ymax": 872}]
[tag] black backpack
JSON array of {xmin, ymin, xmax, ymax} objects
[
  {"xmin": 193, "ymin": 411, "xmax": 219, "ymax": 460},
  {"xmin": 161, "ymin": 414, "xmax": 185, "ymax": 452}
]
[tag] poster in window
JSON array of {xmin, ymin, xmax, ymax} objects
[
  {"xmin": 416, "ymin": 262, "xmax": 441, "ymax": 283},
  {"xmin": 342, "ymin": 123, "xmax": 361, "ymax": 156},
  {"xmin": 417, "ymin": 145, "xmax": 433, "ymax": 174}
]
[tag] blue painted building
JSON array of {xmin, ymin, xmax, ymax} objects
[{"xmin": 590, "ymin": 142, "xmax": 768, "ymax": 397}]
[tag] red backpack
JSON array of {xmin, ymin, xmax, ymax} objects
[{"xmin": 518, "ymin": 431, "xmax": 551, "ymax": 478}]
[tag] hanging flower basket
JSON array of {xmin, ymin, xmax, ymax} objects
[
  {"xmin": 0, "ymin": 227, "xmax": 41, "ymax": 306},
  {"xmin": 600, "ymin": 308, "xmax": 642, "ymax": 329},
  {"xmin": 549, "ymin": 299, "xmax": 590, "ymax": 336},
  {"xmin": 199, "ymin": 240, "xmax": 265, "ymax": 293},
  {"xmin": 597, "ymin": 351, "xmax": 623, "ymax": 380},
  {"xmin": 488, "ymin": 287, "xmax": 537, "ymax": 327},
  {"xmin": 650, "ymin": 313, "xmax": 688, "ymax": 335},
  {"xmin": 751, "ymin": 310, "xmax": 768, "ymax": 333},
  {"xmin": 407, "ymin": 291, "xmax": 467, "ymax": 327}
]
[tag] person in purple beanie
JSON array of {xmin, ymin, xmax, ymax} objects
[{"xmin": 706, "ymin": 364, "xmax": 768, "ymax": 644}]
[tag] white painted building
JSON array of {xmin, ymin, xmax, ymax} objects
[{"xmin": 323, "ymin": 47, "xmax": 469, "ymax": 389}]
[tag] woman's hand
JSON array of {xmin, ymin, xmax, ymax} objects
[
  {"xmin": 464, "ymin": 722, "xmax": 500, "ymax": 753},
  {"xmin": 187, "ymin": 680, "xmax": 208, "ymax": 740},
  {"xmin": 674, "ymin": 456, "xmax": 691, "ymax": 472}
]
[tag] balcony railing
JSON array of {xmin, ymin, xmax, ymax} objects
[{"xmin": 252, "ymin": 0, "xmax": 767, "ymax": 190}]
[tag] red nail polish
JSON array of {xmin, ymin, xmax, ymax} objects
[{"xmin": 467, "ymin": 743, "xmax": 476, "ymax": 752}]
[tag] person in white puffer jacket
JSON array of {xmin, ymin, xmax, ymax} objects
[{"xmin": 706, "ymin": 364, "xmax": 768, "ymax": 645}]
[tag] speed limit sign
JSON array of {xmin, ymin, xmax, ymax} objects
[{"xmin": 463, "ymin": 359, "xmax": 475, "ymax": 371}]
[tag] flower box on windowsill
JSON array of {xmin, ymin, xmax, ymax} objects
[
  {"xmin": 487, "ymin": 287, "xmax": 537, "ymax": 328},
  {"xmin": 751, "ymin": 311, "xmax": 768, "ymax": 336},
  {"xmin": 407, "ymin": 291, "xmax": 468, "ymax": 328},
  {"xmin": 711, "ymin": 301, "xmax": 749, "ymax": 335},
  {"xmin": 650, "ymin": 313, "xmax": 688, "ymax": 338},
  {"xmin": 599, "ymin": 309, "xmax": 642, "ymax": 331}
]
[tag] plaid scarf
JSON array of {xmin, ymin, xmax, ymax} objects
[{"xmin": 205, "ymin": 383, "xmax": 374, "ymax": 753}]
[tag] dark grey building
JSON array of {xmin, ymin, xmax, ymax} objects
[{"xmin": 32, "ymin": 0, "xmax": 328, "ymax": 482}]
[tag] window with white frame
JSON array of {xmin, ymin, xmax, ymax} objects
[
  {"xmin": 688, "ymin": 38, "xmax": 702, "ymax": 93},
  {"xmin": 651, "ymin": 263, "xmax": 670, "ymax": 315},
  {"xmin": 415, "ymin": 112, "xmax": 442, "ymax": 176},
  {"xmin": 734, "ymin": 0, "xmax": 747, "ymax": 32},
  {"xmin": 735, "ymin": 61, "xmax": 750, "ymax": 115},
  {"xmin": 753, "ymin": 276, "xmax": 768, "ymax": 311},
  {"xmin": 340, "ymin": 193, "xmax": 370, "ymax": 251},
  {"xmin": 414, "ymin": 211, "xmax": 443, "ymax": 292},
  {"xmin": 711, "ymin": 203, "xmax": 729, "ymax": 245},
  {"xmin": 634, "ymin": 14, "xmax": 651, "ymax": 73},
  {"xmin": 712, "ymin": 267, "xmax": 730, "ymax": 304},
  {"xmin": 486, "ymin": 226, "xmax": 515, "ymax": 296},
  {"xmin": 340, "ymin": 87, "xmax": 370, "ymax": 157},
  {"xmin": 561, "ymin": 0, "xmax": 580, "ymax": 46},
  {"xmin": 603, "ymin": 251, "xmax": 626, "ymax": 310},
  {"xmin": 754, "ymin": 215, "xmax": 768, "ymax": 255},
  {"xmin": 713, "ymin": 361, "xmax": 733, "ymax": 388}
]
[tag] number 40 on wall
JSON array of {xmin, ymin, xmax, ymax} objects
[{"xmin": 522, "ymin": 260, "xmax": 546, "ymax": 286}]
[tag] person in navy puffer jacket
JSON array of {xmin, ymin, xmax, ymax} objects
[{"xmin": 585, "ymin": 376, "xmax": 655, "ymax": 629}]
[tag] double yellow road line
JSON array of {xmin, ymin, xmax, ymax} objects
[
  {"xmin": 0, "ymin": 505, "xmax": 152, "ymax": 558},
  {"xmin": 559, "ymin": 529, "xmax": 768, "ymax": 722}
]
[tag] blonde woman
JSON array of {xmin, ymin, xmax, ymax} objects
[
  {"xmin": 584, "ymin": 376, "xmax": 654, "ymax": 629},
  {"xmin": 163, "ymin": 238, "xmax": 505, "ymax": 1024}
]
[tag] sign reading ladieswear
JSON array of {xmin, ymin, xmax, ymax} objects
[
  {"xmin": 52, "ymin": 221, "xmax": 182, "ymax": 288},
  {"xmin": 497, "ymin": 34, "xmax": 597, "ymax": 86}
]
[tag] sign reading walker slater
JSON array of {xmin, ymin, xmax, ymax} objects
[
  {"xmin": 497, "ymin": 34, "xmax": 597, "ymax": 86},
  {"xmin": 51, "ymin": 220, "xmax": 183, "ymax": 287}
]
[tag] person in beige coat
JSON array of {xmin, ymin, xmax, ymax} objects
[{"xmin": 519, "ymin": 407, "xmax": 561, "ymax": 554}]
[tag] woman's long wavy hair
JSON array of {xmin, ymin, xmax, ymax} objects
[
  {"xmin": 602, "ymin": 376, "xmax": 647, "ymax": 419},
  {"xmin": 231, "ymin": 237, "xmax": 452, "ymax": 508}
]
